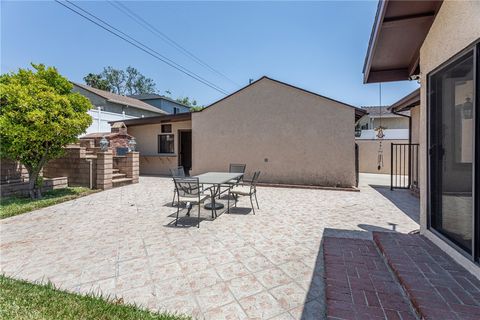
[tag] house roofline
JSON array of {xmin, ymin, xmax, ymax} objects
[
  {"xmin": 388, "ymin": 88, "xmax": 420, "ymax": 112},
  {"xmin": 202, "ymin": 76, "xmax": 366, "ymax": 120},
  {"xmin": 111, "ymin": 112, "xmax": 192, "ymax": 127}
]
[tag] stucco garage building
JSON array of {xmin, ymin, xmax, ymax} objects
[{"xmin": 123, "ymin": 77, "xmax": 365, "ymax": 188}]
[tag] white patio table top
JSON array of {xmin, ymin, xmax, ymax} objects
[{"xmin": 193, "ymin": 172, "xmax": 243, "ymax": 185}]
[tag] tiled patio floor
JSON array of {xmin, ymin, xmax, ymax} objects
[{"xmin": 0, "ymin": 174, "xmax": 419, "ymax": 319}]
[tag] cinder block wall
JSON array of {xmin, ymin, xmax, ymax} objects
[{"xmin": 43, "ymin": 146, "xmax": 98, "ymax": 188}]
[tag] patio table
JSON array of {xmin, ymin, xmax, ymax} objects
[{"xmin": 194, "ymin": 172, "xmax": 243, "ymax": 211}]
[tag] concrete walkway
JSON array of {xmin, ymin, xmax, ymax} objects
[{"xmin": 0, "ymin": 174, "xmax": 419, "ymax": 319}]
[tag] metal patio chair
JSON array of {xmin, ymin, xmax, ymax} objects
[
  {"xmin": 170, "ymin": 166, "xmax": 185, "ymax": 206},
  {"xmin": 228, "ymin": 163, "xmax": 246, "ymax": 184},
  {"xmin": 173, "ymin": 177, "xmax": 210, "ymax": 228},
  {"xmin": 228, "ymin": 171, "xmax": 261, "ymax": 215}
]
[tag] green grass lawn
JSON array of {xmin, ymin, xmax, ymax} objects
[
  {"xmin": 0, "ymin": 187, "xmax": 98, "ymax": 219},
  {"xmin": 0, "ymin": 275, "xmax": 189, "ymax": 320}
]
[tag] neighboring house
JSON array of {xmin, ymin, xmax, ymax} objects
[
  {"xmin": 129, "ymin": 94, "xmax": 191, "ymax": 114},
  {"xmin": 122, "ymin": 76, "xmax": 366, "ymax": 188},
  {"xmin": 355, "ymin": 105, "xmax": 410, "ymax": 174},
  {"xmin": 363, "ymin": 0, "xmax": 479, "ymax": 275},
  {"xmin": 355, "ymin": 106, "xmax": 409, "ymax": 139},
  {"xmin": 72, "ymin": 83, "xmax": 167, "ymax": 135}
]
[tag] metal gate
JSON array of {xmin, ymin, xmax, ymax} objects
[{"xmin": 390, "ymin": 143, "xmax": 419, "ymax": 190}]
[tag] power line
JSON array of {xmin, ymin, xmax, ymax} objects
[
  {"xmin": 108, "ymin": 0, "xmax": 241, "ymax": 87},
  {"xmin": 55, "ymin": 0, "xmax": 229, "ymax": 95}
]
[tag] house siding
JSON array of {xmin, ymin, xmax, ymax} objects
[
  {"xmin": 191, "ymin": 78, "xmax": 356, "ymax": 187},
  {"xmin": 419, "ymin": 0, "xmax": 480, "ymax": 276},
  {"xmin": 141, "ymin": 98, "xmax": 190, "ymax": 114}
]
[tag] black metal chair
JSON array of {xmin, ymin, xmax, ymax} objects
[
  {"xmin": 228, "ymin": 171, "xmax": 260, "ymax": 215},
  {"xmin": 229, "ymin": 163, "xmax": 246, "ymax": 184},
  {"xmin": 172, "ymin": 177, "xmax": 210, "ymax": 228},
  {"xmin": 170, "ymin": 166, "xmax": 185, "ymax": 206}
]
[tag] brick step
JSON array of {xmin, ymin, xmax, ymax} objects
[
  {"xmin": 112, "ymin": 177, "xmax": 133, "ymax": 187},
  {"xmin": 373, "ymin": 232, "xmax": 480, "ymax": 320},
  {"xmin": 112, "ymin": 173, "xmax": 126, "ymax": 179},
  {"xmin": 112, "ymin": 168, "xmax": 120, "ymax": 174},
  {"xmin": 323, "ymin": 236, "xmax": 418, "ymax": 320},
  {"xmin": 85, "ymin": 154, "xmax": 97, "ymax": 159}
]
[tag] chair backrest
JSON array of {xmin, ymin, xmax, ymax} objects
[
  {"xmin": 229, "ymin": 163, "xmax": 246, "ymax": 174},
  {"xmin": 170, "ymin": 166, "xmax": 186, "ymax": 178},
  {"xmin": 251, "ymin": 171, "xmax": 261, "ymax": 186},
  {"xmin": 173, "ymin": 177, "xmax": 201, "ymax": 197}
]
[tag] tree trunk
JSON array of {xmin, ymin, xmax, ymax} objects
[{"xmin": 27, "ymin": 168, "xmax": 42, "ymax": 199}]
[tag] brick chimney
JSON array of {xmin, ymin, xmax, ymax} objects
[{"xmin": 111, "ymin": 122, "xmax": 127, "ymax": 135}]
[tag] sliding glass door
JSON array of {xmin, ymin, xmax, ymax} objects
[{"xmin": 428, "ymin": 42, "xmax": 478, "ymax": 262}]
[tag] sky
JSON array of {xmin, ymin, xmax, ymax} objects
[{"xmin": 1, "ymin": 0, "xmax": 419, "ymax": 107}]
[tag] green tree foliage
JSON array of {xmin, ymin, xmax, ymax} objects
[
  {"xmin": 84, "ymin": 66, "xmax": 156, "ymax": 95},
  {"xmin": 83, "ymin": 73, "xmax": 111, "ymax": 91},
  {"xmin": 175, "ymin": 96, "xmax": 204, "ymax": 111},
  {"xmin": 0, "ymin": 64, "xmax": 93, "ymax": 199}
]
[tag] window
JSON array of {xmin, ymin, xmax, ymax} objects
[
  {"xmin": 158, "ymin": 134, "xmax": 174, "ymax": 154},
  {"xmin": 428, "ymin": 41, "xmax": 479, "ymax": 262},
  {"xmin": 161, "ymin": 124, "xmax": 172, "ymax": 133},
  {"xmin": 173, "ymin": 107, "xmax": 179, "ymax": 115}
]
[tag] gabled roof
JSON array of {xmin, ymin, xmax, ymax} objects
[
  {"xmin": 204, "ymin": 76, "xmax": 367, "ymax": 121},
  {"xmin": 73, "ymin": 83, "xmax": 167, "ymax": 114},
  {"xmin": 128, "ymin": 93, "xmax": 191, "ymax": 109},
  {"xmin": 363, "ymin": 0, "xmax": 443, "ymax": 83},
  {"xmin": 388, "ymin": 88, "xmax": 420, "ymax": 112}
]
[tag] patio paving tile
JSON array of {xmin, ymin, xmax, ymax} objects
[
  {"xmin": 239, "ymin": 291, "xmax": 286, "ymax": 319},
  {"xmin": 195, "ymin": 282, "xmax": 235, "ymax": 312},
  {"xmin": 0, "ymin": 175, "xmax": 421, "ymax": 319},
  {"xmin": 254, "ymin": 267, "xmax": 294, "ymax": 289},
  {"xmin": 270, "ymin": 282, "xmax": 308, "ymax": 311},
  {"xmin": 203, "ymin": 301, "xmax": 249, "ymax": 320},
  {"xmin": 227, "ymin": 274, "xmax": 265, "ymax": 300},
  {"xmin": 215, "ymin": 261, "xmax": 251, "ymax": 281}
]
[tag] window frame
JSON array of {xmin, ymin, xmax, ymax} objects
[
  {"xmin": 158, "ymin": 133, "xmax": 175, "ymax": 154},
  {"xmin": 426, "ymin": 39, "xmax": 479, "ymax": 264}
]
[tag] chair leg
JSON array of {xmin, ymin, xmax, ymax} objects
[
  {"xmin": 250, "ymin": 194, "xmax": 255, "ymax": 215},
  {"xmin": 175, "ymin": 202, "xmax": 180, "ymax": 226},
  {"xmin": 227, "ymin": 190, "xmax": 230, "ymax": 213},
  {"xmin": 197, "ymin": 203, "xmax": 201, "ymax": 228},
  {"xmin": 254, "ymin": 192, "xmax": 259, "ymax": 209}
]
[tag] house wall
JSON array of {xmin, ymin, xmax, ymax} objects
[
  {"xmin": 419, "ymin": 0, "xmax": 480, "ymax": 276},
  {"xmin": 356, "ymin": 115, "xmax": 409, "ymax": 130},
  {"xmin": 191, "ymin": 79, "xmax": 356, "ymax": 187},
  {"xmin": 356, "ymin": 139, "xmax": 409, "ymax": 174},
  {"xmin": 127, "ymin": 120, "xmax": 192, "ymax": 175},
  {"xmin": 411, "ymin": 105, "xmax": 420, "ymax": 145},
  {"xmin": 141, "ymin": 98, "xmax": 190, "ymax": 114}
]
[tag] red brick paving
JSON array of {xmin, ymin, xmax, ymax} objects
[
  {"xmin": 373, "ymin": 232, "xmax": 480, "ymax": 320},
  {"xmin": 323, "ymin": 236, "xmax": 417, "ymax": 320}
]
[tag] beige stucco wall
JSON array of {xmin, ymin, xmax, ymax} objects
[
  {"xmin": 410, "ymin": 105, "xmax": 420, "ymax": 145},
  {"xmin": 191, "ymin": 78, "xmax": 356, "ymax": 187},
  {"xmin": 127, "ymin": 120, "xmax": 192, "ymax": 175},
  {"xmin": 418, "ymin": 0, "xmax": 480, "ymax": 275},
  {"xmin": 356, "ymin": 139, "xmax": 409, "ymax": 174}
]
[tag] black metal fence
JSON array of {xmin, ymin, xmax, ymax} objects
[{"xmin": 391, "ymin": 143, "xmax": 419, "ymax": 190}]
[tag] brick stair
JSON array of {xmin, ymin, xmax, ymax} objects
[
  {"xmin": 373, "ymin": 232, "xmax": 480, "ymax": 320},
  {"xmin": 323, "ymin": 233, "xmax": 480, "ymax": 320},
  {"xmin": 111, "ymin": 167, "xmax": 132, "ymax": 188}
]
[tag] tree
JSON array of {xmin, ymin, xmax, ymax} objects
[
  {"xmin": 176, "ymin": 96, "xmax": 204, "ymax": 111},
  {"xmin": 84, "ymin": 73, "xmax": 111, "ymax": 91},
  {"xmin": 83, "ymin": 66, "xmax": 157, "ymax": 95},
  {"xmin": 0, "ymin": 64, "xmax": 92, "ymax": 199}
]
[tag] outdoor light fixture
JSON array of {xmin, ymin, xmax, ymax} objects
[
  {"xmin": 99, "ymin": 136, "xmax": 109, "ymax": 151},
  {"xmin": 463, "ymin": 97, "xmax": 473, "ymax": 119},
  {"xmin": 128, "ymin": 138, "xmax": 137, "ymax": 152}
]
